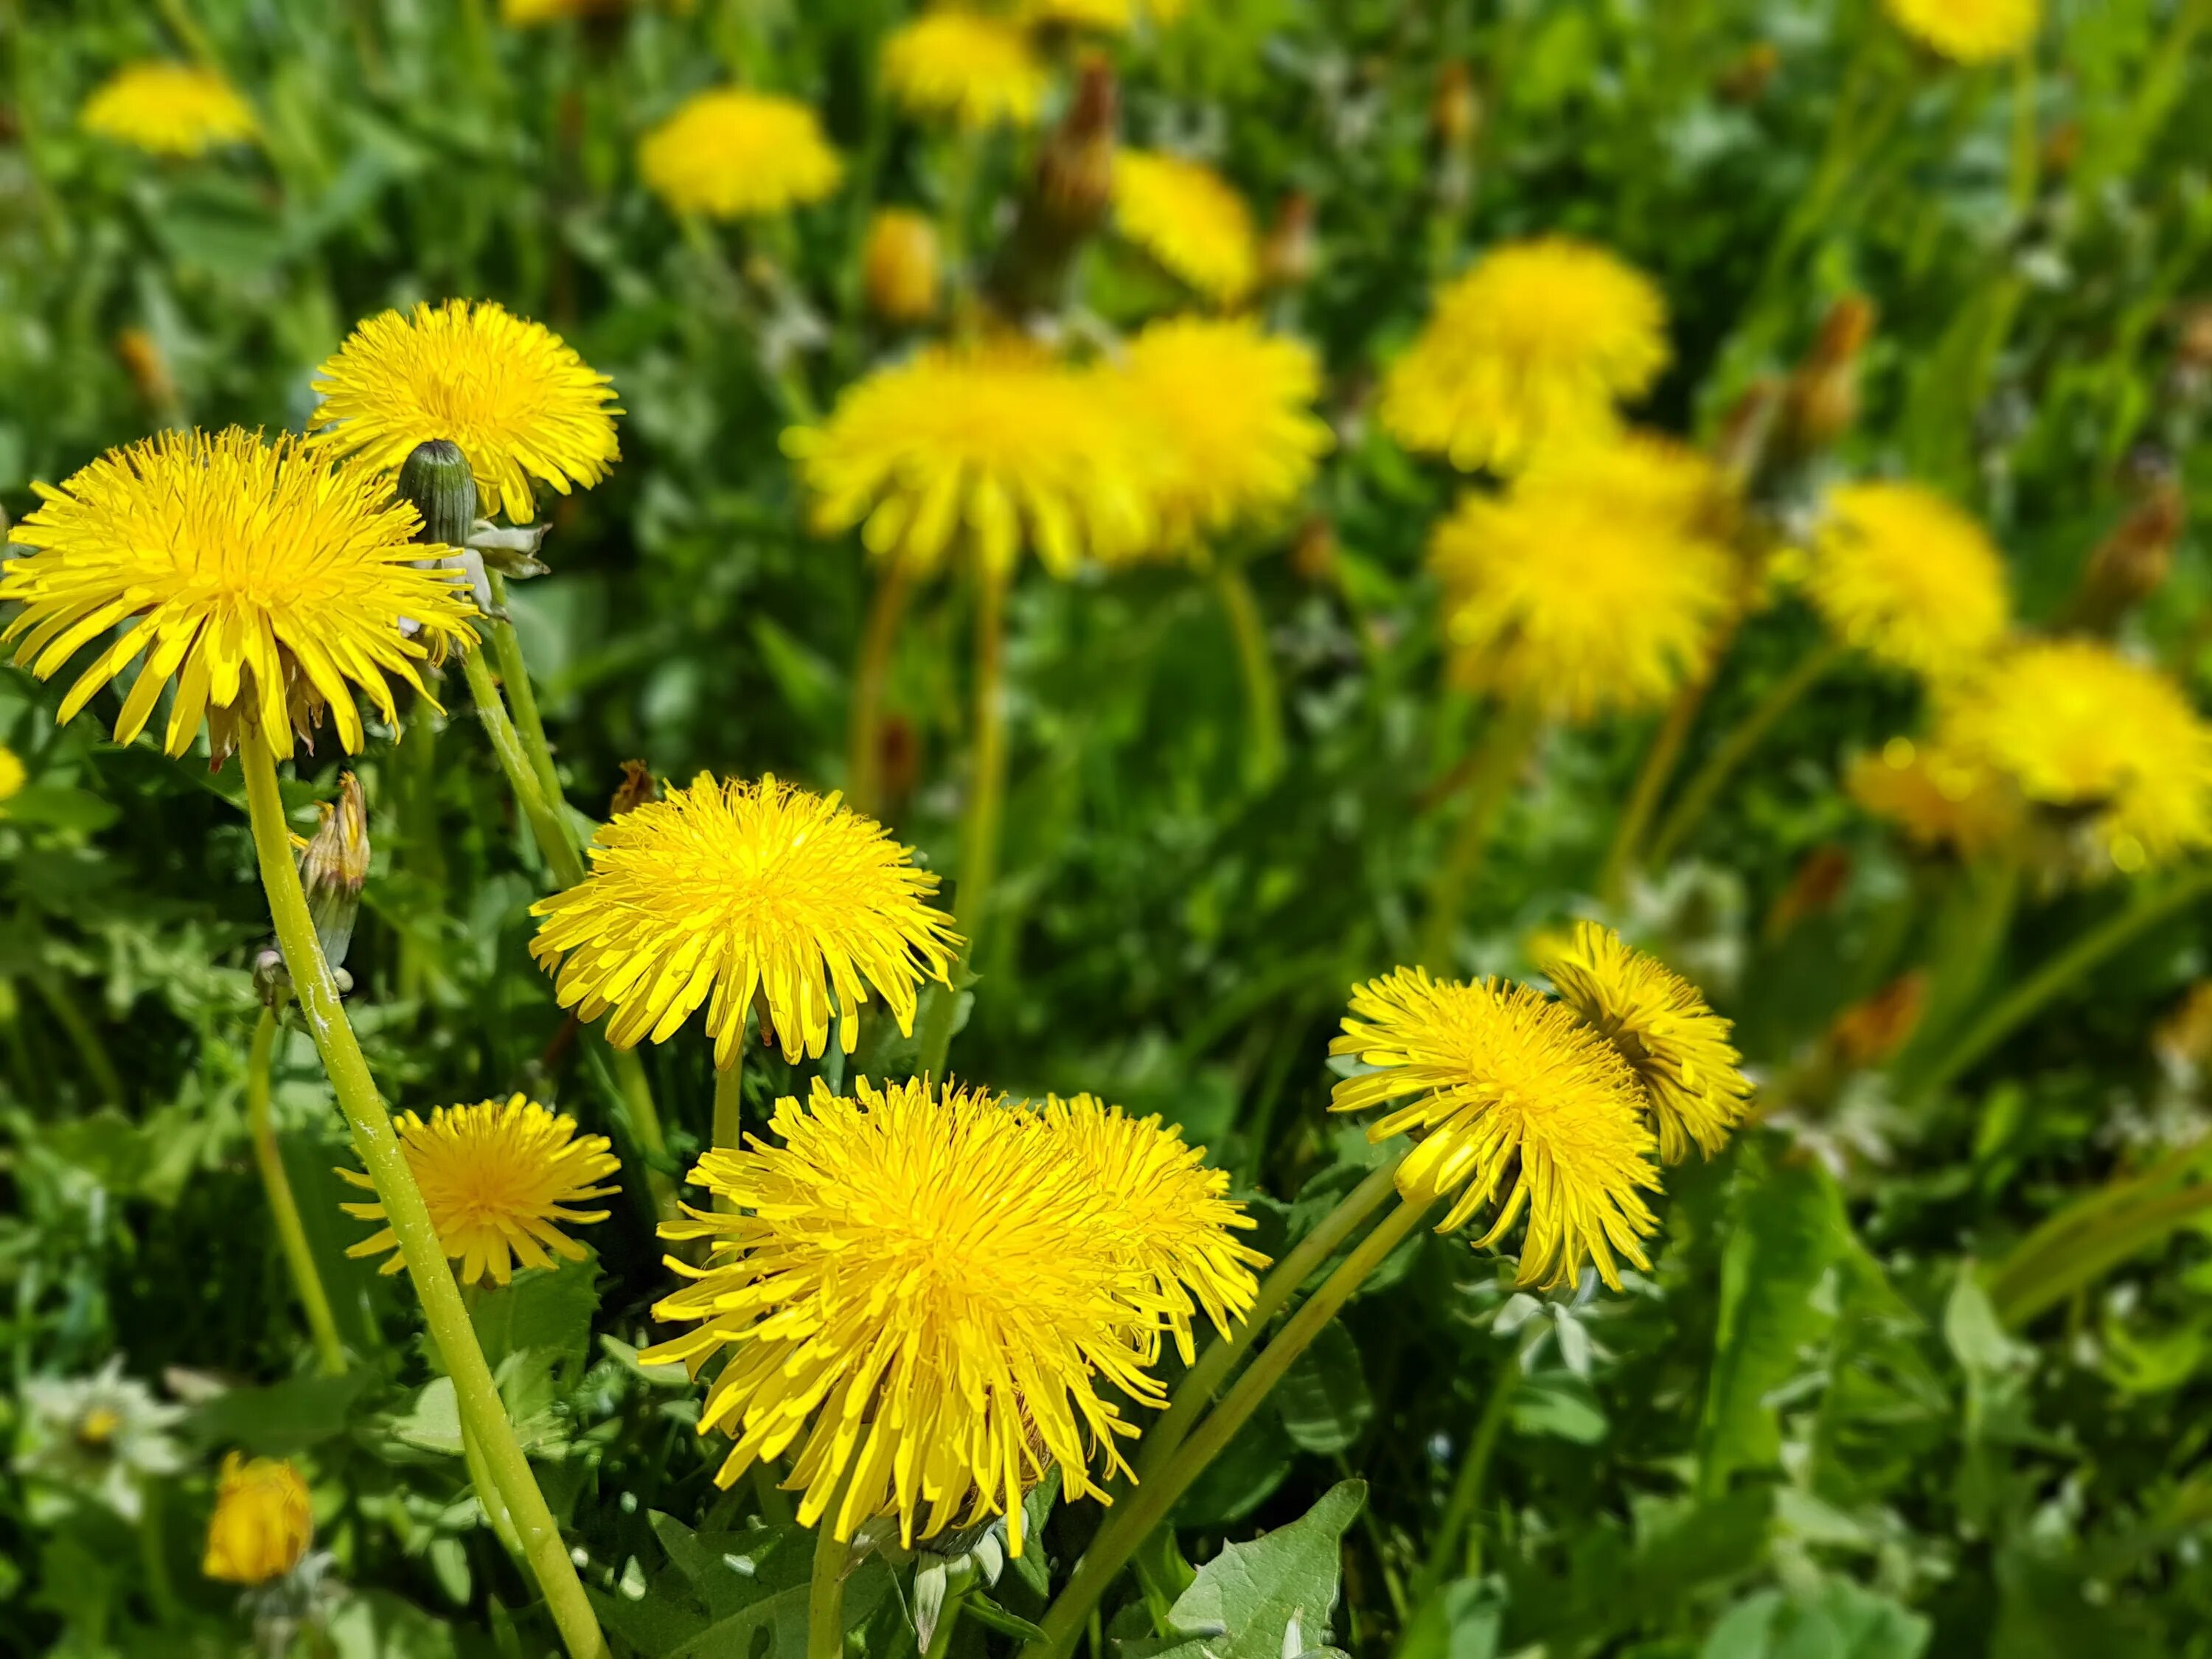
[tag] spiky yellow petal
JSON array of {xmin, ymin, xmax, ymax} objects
[{"xmin": 1113, "ymin": 152, "xmax": 1259, "ymax": 307}]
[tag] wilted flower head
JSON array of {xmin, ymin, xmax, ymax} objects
[
  {"xmin": 1885, "ymin": 0, "xmax": 2039, "ymax": 63},
  {"xmin": 2, "ymin": 429, "xmax": 476, "ymax": 760},
  {"xmin": 784, "ymin": 341, "xmax": 1157, "ymax": 579},
  {"xmin": 15, "ymin": 1358, "xmax": 187, "ymax": 1520},
  {"xmin": 341, "ymin": 1094, "xmax": 620, "ymax": 1287},
  {"xmin": 296, "ymin": 773, "xmax": 370, "ymax": 970},
  {"xmin": 1806, "ymin": 482, "xmax": 2010, "ymax": 681},
  {"xmin": 639, "ymin": 89, "xmax": 843, "ymax": 219},
  {"xmin": 1113, "ymin": 151, "xmax": 1259, "ymax": 307},
  {"xmin": 203, "ymin": 1454, "xmax": 313, "ymax": 1586},
  {"xmin": 882, "ymin": 12, "xmax": 1051, "ymax": 130},
  {"xmin": 80, "ymin": 63, "xmax": 255, "ymax": 156},
  {"xmin": 863, "ymin": 208, "xmax": 942, "ymax": 324},
  {"xmin": 1331, "ymin": 969, "xmax": 1660, "ymax": 1290},
  {"xmin": 1380, "ymin": 237, "xmax": 1669, "ymax": 474},
  {"xmin": 308, "ymin": 300, "xmax": 622, "ymax": 526},
  {"xmin": 531, "ymin": 773, "xmax": 959, "ymax": 1064},
  {"xmin": 1848, "ymin": 736, "xmax": 2020, "ymax": 858},
  {"xmin": 1428, "ymin": 438, "xmax": 1736, "ymax": 720}
]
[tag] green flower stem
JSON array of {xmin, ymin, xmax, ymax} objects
[
  {"xmin": 1210, "ymin": 557, "xmax": 1286, "ymax": 790},
  {"xmin": 847, "ymin": 561, "xmax": 912, "ymax": 820},
  {"xmin": 608, "ymin": 1044, "xmax": 680, "ymax": 1221},
  {"xmin": 485, "ymin": 571, "xmax": 567, "ymax": 816},
  {"xmin": 924, "ymin": 1588, "xmax": 970, "ymax": 1659},
  {"xmin": 713, "ymin": 1048, "xmax": 745, "ymax": 1153},
  {"xmin": 457, "ymin": 1282, "xmax": 528, "ymax": 1562},
  {"xmin": 1599, "ymin": 621, "xmax": 1740, "ymax": 905},
  {"xmin": 1419, "ymin": 702, "xmax": 1543, "ymax": 973},
  {"xmin": 1404, "ymin": 1327, "xmax": 1534, "ymax": 1621},
  {"xmin": 240, "ymin": 731, "xmax": 608, "ymax": 1659},
  {"xmin": 1026, "ymin": 1194, "xmax": 1433, "ymax": 1659},
  {"xmin": 246, "ymin": 1004, "xmax": 348, "ymax": 1377},
  {"xmin": 806, "ymin": 1488, "xmax": 857, "ymax": 1659},
  {"xmin": 462, "ymin": 644, "xmax": 582, "ymax": 886},
  {"xmin": 1644, "ymin": 638, "xmax": 1847, "ymax": 874},
  {"xmin": 138, "ymin": 1480, "xmax": 178, "ymax": 1625}
]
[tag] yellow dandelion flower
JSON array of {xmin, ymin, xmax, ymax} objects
[
  {"xmin": 340, "ymin": 1094, "xmax": 619, "ymax": 1287},
  {"xmin": 1885, "ymin": 0, "xmax": 2038, "ymax": 63},
  {"xmin": 0, "ymin": 746, "xmax": 24, "ymax": 804},
  {"xmin": 1329, "ymin": 968, "xmax": 1660, "ymax": 1291},
  {"xmin": 783, "ymin": 341, "xmax": 1156, "ymax": 579},
  {"xmin": 639, "ymin": 88, "xmax": 843, "ymax": 220},
  {"xmin": 862, "ymin": 208, "xmax": 942, "ymax": 324},
  {"xmin": 307, "ymin": 300, "xmax": 622, "ymax": 526},
  {"xmin": 1110, "ymin": 315, "xmax": 1332, "ymax": 554},
  {"xmin": 1848, "ymin": 735, "xmax": 2020, "ymax": 857},
  {"xmin": 1018, "ymin": 0, "xmax": 1186, "ymax": 29},
  {"xmin": 202, "ymin": 1454, "xmax": 312, "ymax": 1587},
  {"xmin": 1380, "ymin": 237, "xmax": 1669, "ymax": 475},
  {"xmin": 1806, "ymin": 482, "xmax": 2011, "ymax": 680},
  {"xmin": 2, "ymin": 429, "xmax": 476, "ymax": 760},
  {"xmin": 80, "ymin": 63, "xmax": 255, "ymax": 158},
  {"xmin": 1037, "ymin": 1093, "xmax": 1268, "ymax": 1363},
  {"xmin": 882, "ymin": 13, "xmax": 1051, "ymax": 131},
  {"xmin": 530, "ymin": 773, "xmax": 959, "ymax": 1065},
  {"xmin": 644, "ymin": 1077, "xmax": 1175, "ymax": 1554},
  {"xmin": 1938, "ymin": 640, "xmax": 2212, "ymax": 874},
  {"xmin": 1113, "ymin": 151, "xmax": 1259, "ymax": 307},
  {"xmin": 501, "ymin": 0, "xmax": 627, "ymax": 22},
  {"xmin": 1539, "ymin": 922, "xmax": 1752, "ymax": 1164},
  {"xmin": 1428, "ymin": 438, "xmax": 1736, "ymax": 721}
]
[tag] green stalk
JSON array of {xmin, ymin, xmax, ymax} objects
[
  {"xmin": 239, "ymin": 731, "xmax": 608, "ymax": 1659},
  {"xmin": 485, "ymin": 571, "xmax": 566, "ymax": 815},
  {"xmin": 713, "ymin": 1049, "xmax": 746, "ymax": 1153},
  {"xmin": 1403, "ymin": 1330, "xmax": 1531, "ymax": 1621},
  {"xmin": 463, "ymin": 646, "xmax": 582, "ymax": 886},
  {"xmin": 1026, "ymin": 1196, "xmax": 1433, "ymax": 1659},
  {"xmin": 846, "ymin": 562, "xmax": 912, "ymax": 820},
  {"xmin": 806, "ymin": 1508, "xmax": 855, "ymax": 1659},
  {"xmin": 1210, "ymin": 557, "xmax": 1285, "ymax": 790},
  {"xmin": 1599, "ymin": 623, "xmax": 1738, "ymax": 905},
  {"xmin": 1419, "ymin": 703, "xmax": 1543, "ymax": 973},
  {"xmin": 246, "ymin": 1005, "xmax": 348, "ymax": 1377}
]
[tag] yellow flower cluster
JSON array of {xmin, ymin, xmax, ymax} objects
[
  {"xmin": 80, "ymin": 63, "xmax": 256, "ymax": 157},
  {"xmin": 881, "ymin": 12, "xmax": 1051, "ymax": 131}
]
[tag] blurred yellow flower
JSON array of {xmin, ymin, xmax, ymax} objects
[
  {"xmin": 0, "ymin": 746, "xmax": 23, "ymax": 805},
  {"xmin": 861, "ymin": 209, "xmax": 942, "ymax": 324},
  {"xmin": 1848, "ymin": 735, "xmax": 2020, "ymax": 858},
  {"xmin": 2, "ymin": 429, "xmax": 475, "ymax": 760},
  {"xmin": 1939, "ymin": 640, "xmax": 2212, "ymax": 874},
  {"xmin": 1885, "ymin": 0, "xmax": 2039, "ymax": 63},
  {"xmin": 202, "ymin": 1454, "xmax": 312, "ymax": 1586},
  {"xmin": 1113, "ymin": 151, "xmax": 1259, "ymax": 307},
  {"xmin": 647, "ymin": 1077, "xmax": 1197, "ymax": 1553},
  {"xmin": 1806, "ymin": 482, "xmax": 2010, "ymax": 681},
  {"xmin": 80, "ymin": 63, "xmax": 255, "ymax": 157},
  {"xmin": 783, "ymin": 341, "xmax": 1156, "ymax": 578},
  {"xmin": 1113, "ymin": 315, "xmax": 1332, "ymax": 552},
  {"xmin": 1019, "ymin": 0, "xmax": 1186, "ymax": 27},
  {"xmin": 1428, "ymin": 438, "xmax": 1736, "ymax": 721},
  {"xmin": 639, "ymin": 89, "xmax": 843, "ymax": 219},
  {"xmin": 1540, "ymin": 922, "xmax": 1752, "ymax": 1164},
  {"xmin": 1380, "ymin": 237, "xmax": 1669, "ymax": 475},
  {"xmin": 1330, "ymin": 968, "xmax": 1660, "ymax": 1290},
  {"xmin": 309, "ymin": 299, "xmax": 622, "ymax": 525},
  {"xmin": 531, "ymin": 773, "xmax": 959, "ymax": 1065},
  {"xmin": 882, "ymin": 12, "xmax": 1051, "ymax": 130},
  {"xmin": 340, "ymin": 1095, "xmax": 619, "ymax": 1287},
  {"xmin": 501, "ymin": 0, "xmax": 628, "ymax": 21}
]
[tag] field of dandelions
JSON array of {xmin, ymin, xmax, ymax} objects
[{"xmin": 9, "ymin": 0, "xmax": 2212, "ymax": 1655}]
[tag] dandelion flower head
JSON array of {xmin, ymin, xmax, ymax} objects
[
  {"xmin": 532, "ymin": 773, "xmax": 959, "ymax": 1064},
  {"xmin": 1330, "ymin": 969, "xmax": 1660, "ymax": 1290},
  {"xmin": 784, "ymin": 341, "xmax": 1157, "ymax": 579},
  {"xmin": 882, "ymin": 13, "xmax": 1051, "ymax": 131},
  {"xmin": 0, "ymin": 746, "xmax": 24, "ymax": 805},
  {"xmin": 862, "ymin": 208, "xmax": 942, "ymax": 324},
  {"xmin": 1539, "ymin": 922, "xmax": 1752, "ymax": 1164},
  {"xmin": 341, "ymin": 1095, "xmax": 619, "ymax": 1287},
  {"xmin": 1885, "ymin": 0, "xmax": 2039, "ymax": 63},
  {"xmin": 639, "ymin": 88, "xmax": 844, "ymax": 220},
  {"xmin": 308, "ymin": 300, "xmax": 622, "ymax": 526},
  {"xmin": 1806, "ymin": 481, "xmax": 2010, "ymax": 680},
  {"xmin": 1428, "ymin": 437, "xmax": 1736, "ymax": 721},
  {"xmin": 1020, "ymin": 0, "xmax": 1187, "ymax": 27},
  {"xmin": 1113, "ymin": 151, "xmax": 1259, "ymax": 307},
  {"xmin": 1380, "ymin": 237, "xmax": 1669, "ymax": 475},
  {"xmin": 202, "ymin": 1455, "xmax": 313, "ymax": 1587},
  {"xmin": 502, "ymin": 0, "xmax": 629, "ymax": 21},
  {"xmin": 645, "ymin": 1077, "xmax": 1219, "ymax": 1552},
  {"xmin": 2, "ymin": 429, "xmax": 475, "ymax": 760},
  {"xmin": 1848, "ymin": 735, "xmax": 2020, "ymax": 858},
  {"xmin": 80, "ymin": 63, "xmax": 255, "ymax": 157}
]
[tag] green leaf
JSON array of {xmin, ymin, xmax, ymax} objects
[
  {"xmin": 1509, "ymin": 1374, "xmax": 1607, "ymax": 1445},
  {"xmin": 1175, "ymin": 1405, "xmax": 1295, "ymax": 1530},
  {"xmin": 1700, "ymin": 1582, "xmax": 1930, "ymax": 1659},
  {"xmin": 470, "ymin": 1254, "xmax": 602, "ymax": 1382},
  {"xmin": 1, "ymin": 785, "xmax": 118, "ymax": 833},
  {"xmin": 1127, "ymin": 1480, "xmax": 1365, "ymax": 1659},
  {"xmin": 1394, "ymin": 1578, "xmax": 1504, "ymax": 1659},
  {"xmin": 183, "ymin": 1370, "xmax": 372, "ymax": 1456},
  {"xmin": 1276, "ymin": 1321, "xmax": 1372, "ymax": 1453}
]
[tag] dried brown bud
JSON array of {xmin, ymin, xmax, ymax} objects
[
  {"xmin": 2042, "ymin": 119, "xmax": 2081, "ymax": 178},
  {"xmin": 1260, "ymin": 190, "xmax": 1317, "ymax": 292},
  {"xmin": 610, "ymin": 759, "xmax": 659, "ymax": 818},
  {"xmin": 1781, "ymin": 294, "xmax": 1874, "ymax": 456},
  {"xmin": 878, "ymin": 714, "xmax": 921, "ymax": 813},
  {"xmin": 1714, "ymin": 378, "xmax": 1782, "ymax": 484},
  {"xmin": 115, "ymin": 328, "xmax": 177, "ymax": 414},
  {"xmin": 1041, "ymin": 56, "xmax": 1117, "ymax": 229},
  {"xmin": 1765, "ymin": 844, "xmax": 1852, "ymax": 941},
  {"xmin": 298, "ymin": 773, "xmax": 369, "ymax": 970},
  {"xmin": 1830, "ymin": 972, "xmax": 1927, "ymax": 1070},
  {"xmin": 863, "ymin": 208, "xmax": 941, "ymax": 326},
  {"xmin": 1431, "ymin": 63, "xmax": 1478, "ymax": 150},
  {"xmin": 2069, "ymin": 477, "xmax": 2185, "ymax": 633},
  {"xmin": 1289, "ymin": 515, "xmax": 1337, "ymax": 584},
  {"xmin": 2155, "ymin": 981, "xmax": 2212, "ymax": 1072},
  {"xmin": 1716, "ymin": 42, "xmax": 1780, "ymax": 105}
]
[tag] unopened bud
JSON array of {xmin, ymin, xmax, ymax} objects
[
  {"xmin": 2070, "ymin": 477, "xmax": 2185, "ymax": 633},
  {"xmin": 1781, "ymin": 294, "xmax": 1874, "ymax": 456},
  {"xmin": 299, "ymin": 773, "xmax": 370, "ymax": 971},
  {"xmin": 398, "ymin": 439, "xmax": 478, "ymax": 549},
  {"xmin": 610, "ymin": 759, "xmax": 658, "ymax": 818},
  {"xmin": 1430, "ymin": 63, "xmax": 1478, "ymax": 150},
  {"xmin": 863, "ymin": 208, "xmax": 942, "ymax": 325},
  {"xmin": 1829, "ymin": 971, "xmax": 1927, "ymax": 1069},
  {"xmin": 115, "ymin": 328, "xmax": 177, "ymax": 413},
  {"xmin": 1289, "ymin": 515, "xmax": 1336, "ymax": 584},
  {"xmin": 1260, "ymin": 191, "xmax": 1316, "ymax": 292},
  {"xmin": 1715, "ymin": 42, "xmax": 1780, "ymax": 105},
  {"xmin": 1040, "ymin": 57, "xmax": 1117, "ymax": 229},
  {"xmin": 1714, "ymin": 378, "xmax": 1782, "ymax": 485},
  {"xmin": 1764, "ymin": 844, "xmax": 1852, "ymax": 941}
]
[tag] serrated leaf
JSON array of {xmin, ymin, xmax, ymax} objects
[{"xmin": 1125, "ymin": 1481, "xmax": 1364, "ymax": 1659}]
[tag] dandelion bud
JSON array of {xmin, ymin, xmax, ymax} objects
[
  {"xmin": 1765, "ymin": 844, "xmax": 1852, "ymax": 940},
  {"xmin": 1430, "ymin": 62, "xmax": 1478, "ymax": 151},
  {"xmin": 1829, "ymin": 972, "xmax": 1927, "ymax": 1069},
  {"xmin": 1781, "ymin": 294, "xmax": 1874, "ymax": 456},
  {"xmin": 1289, "ymin": 515, "xmax": 1336, "ymax": 584},
  {"xmin": 863, "ymin": 208, "xmax": 942, "ymax": 325},
  {"xmin": 114, "ymin": 328, "xmax": 177, "ymax": 413},
  {"xmin": 396, "ymin": 439, "xmax": 478, "ymax": 549},
  {"xmin": 299, "ymin": 773, "xmax": 370, "ymax": 972},
  {"xmin": 203, "ymin": 1454, "xmax": 313, "ymax": 1587},
  {"xmin": 610, "ymin": 759, "xmax": 658, "ymax": 818},
  {"xmin": 1260, "ymin": 190, "xmax": 1317, "ymax": 292},
  {"xmin": 1716, "ymin": 42, "xmax": 1780, "ymax": 104},
  {"xmin": 1040, "ymin": 55, "xmax": 1118, "ymax": 230},
  {"xmin": 2154, "ymin": 981, "xmax": 2212, "ymax": 1074},
  {"xmin": 1713, "ymin": 377, "xmax": 1781, "ymax": 484},
  {"xmin": 2070, "ymin": 476, "xmax": 2185, "ymax": 633}
]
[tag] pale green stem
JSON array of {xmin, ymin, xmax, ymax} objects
[
  {"xmin": 247, "ymin": 1005, "xmax": 348, "ymax": 1377},
  {"xmin": 608, "ymin": 1043, "xmax": 680, "ymax": 1222},
  {"xmin": 457, "ymin": 1281, "xmax": 527, "ymax": 1562},
  {"xmin": 925, "ymin": 1589, "xmax": 968, "ymax": 1659},
  {"xmin": 1211, "ymin": 559, "xmax": 1285, "ymax": 790},
  {"xmin": 807, "ymin": 1506, "xmax": 855, "ymax": 1659},
  {"xmin": 486, "ymin": 571, "xmax": 566, "ymax": 815},
  {"xmin": 139, "ymin": 1481, "xmax": 177, "ymax": 1624},
  {"xmin": 1600, "ymin": 621, "xmax": 1739, "ymax": 905},
  {"xmin": 847, "ymin": 562, "xmax": 912, "ymax": 821},
  {"xmin": 462, "ymin": 646, "xmax": 582, "ymax": 886},
  {"xmin": 239, "ymin": 731, "xmax": 608, "ymax": 1659},
  {"xmin": 714, "ymin": 1048, "xmax": 746, "ymax": 1154},
  {"xmin": 1026, "ymin": 1197, "xmax": 1433, "ymax": 1659},
  {"xmin": 1419, "ymin": 703, "xmax": 1543, "ymax": 973}
]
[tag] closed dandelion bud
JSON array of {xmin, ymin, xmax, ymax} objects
[
  {"xmin": 863, "ymin": 208, "xmax": 942, "ymax": 324},
  {"xmin": 397, "ymin": 439, "xmax": 479, "ymax": 550},
  {"xmin": 1260, "ymin": 190, "xmax": 1317, "ymax": 291},
  {"xmin": 1829, "ymin": 972, "xmax": 1927, "ymax": 1070},
  {"xmin": 2042, "ymin": 118, "xmax": 2081, "ymax": 178},
  {"xmin": 610, "ymin": 759, "xmax": 659, "ymax": 818},
  {"xmin": 2154, "ymin": 981, "xmax": 2212, "ymax": 1074},
  {"xmin": 1041, "ymin": 57, "xmax": 1118, "ymax": 229},
  {"xmin": 1430, "ymin": 62, "xmax": 1478, "ymax": 151},
  {"xmin": 2070, "ymin": 477, "xmax": 2184, "ymax": 633},
  {"xmin": 1290, "ymin": 514, "xmax": 1337, "ymax": 584},
  {"xmin": 1716, "ymin": 42, "xmax": 1781, "ymax": 104},
  {"xmin": 203, "ymin": 1453, "xmax": 313, "ymax": 1587},
  {"xmin": 1782, "ymin": 294, "xmax": 1874, "ymax": 456},
  {"xmin": 1765, "ymin": 844, "xmax": 1853, "ymax": 940},
  {"xmin": 1714, "ymin": 377, "xmax": 1781, "ymax": 484},
  {"xmin": 299, "ymin": 773, "xmax": 369, "ymax": 972},
  {"xmin": 2177, "ymin": 303, "xmax": 2212, "ymax": 374},
  {"xmin": 114, "ymin": 327, "xmax": 176, "ymax": 411}
]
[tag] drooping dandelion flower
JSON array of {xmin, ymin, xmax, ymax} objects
[
  {"xmin": 340, "ymin": 1095, "xmax": 619, "ymax": 1287},
  {"xmin": 881, "ymin": 12, "xmax": 1051, "ymax": 131},
  {"xmin": 862, "ymin": 209, "xmax": 942, "ymax": 324},
  {"xmin": 80, "ymin": 63, "xmax": 255, "ymax": 157},
  {"xmin": 1113, "ymin": 151, "xmax": 1259, "ymax": 307},
  {"xmin": 1110, "ymin": 315, "xmax": 1332, "ymax": 553},
  {"xmin": 1848, "ymin": 735, "xmax": 2020, "ymax": 858},
  {"xmin": 644, "ymin": 1077, "xmax": 1176, "ymax": 1553},
  {"xmin": 530, "ymin": 773, "xmax": 959, "ymax": 1064},
  {"xmin": 1938, "ymin": 639, "xmax": 2212, "ymax": 874},
  {"xmin": 1380, "ymin": 237, "xmax": 1669, "ymax": 474},
  {"xmin": 307, "ymin": 300, "xmax": 622, "ymax": 526},
  {"xmin": 13, "ymin": 1360, "xmax": 187, "ymax": 1520},
  {"xmin": 202, "ymin": 1455, "xmax": 313, "ymax": 1587},
  {"xmin": 1329, "ymin": 969, "xmax": 1660, "ymax": 1290},
  {"xmin": 638, "ymin": 88, "xmax": 844, "ymax": 219},
  {"xmin": 1885, "ymin": 0, "xmax": 2038, "ymax": 63},
  {"xmin": 1037, "ymin": 1093, "xmax": 1268, "ymax": 1363},
  {"xmin": 2, "ymin": 429, "xmax": 476, "ymax": 759},
  {"xmin": 1539, "ymin": 922, "xmax": 1752, "ymax": 1164},
  {"xmin": 783, "ymin": 341, "xmax": 1157, "ymax": 579},
  {"xmin": 1427, "ymin": 438, "xmax": 1736, "ymax": 721},
  {"xmin": 1806, "ymin": 482, "xmax": 2011, "ymax": 681}
]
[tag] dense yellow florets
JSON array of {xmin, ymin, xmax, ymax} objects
[
  {"xmin": 202, "ymin": 1455, "xmax": 313, "ymax": 1587},
  {"xmin": 1885, "ymin": 0, "xmax": 2039, "ymax": 63},
  {"xmin": 639, "ymin": 89, "xmax": 844, "ymax": 219},
  {"xmin": 1806, "ymin": 482, "xmax": 2011, "ymax": 681},
  {"xmin": 882, "ymin": 13, "xmax": 1051, "ymax": 130},
  {"xmin": 80, "ymin": 63, "xmax": 255, "ymax": 156},
  {"xmin": 1113, "ymin": 151, "xmax": 1259, "ymax": 307},
  {"xmin": 1848, "ymin": 736, "xmax": 2020, "ymax": 858}
]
